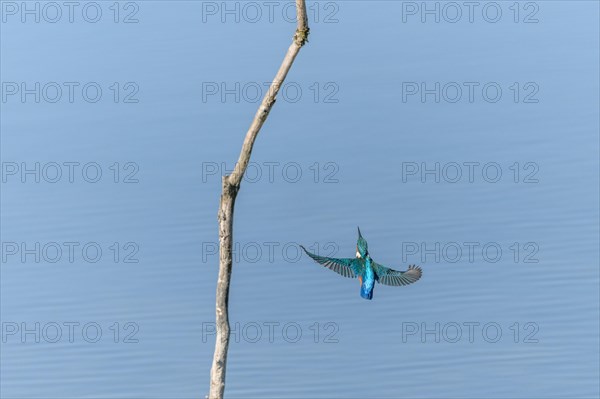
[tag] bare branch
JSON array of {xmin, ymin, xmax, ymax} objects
[
  {"xmin": 228, "ymin": 0, "xmax": 309, "ymax": 187},
  {"xmin": 208, "ymin": 2, "xmax": 309, "ymax": 398}
]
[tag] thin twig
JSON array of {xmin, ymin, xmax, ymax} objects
[{"xmin": 208, "ymin": 2, "xmax": 309, "ymax": 398}]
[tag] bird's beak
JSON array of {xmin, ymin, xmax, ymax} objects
[{"xmin": 357, "ymin": 226, "xmax": 363, "ymax": 239}]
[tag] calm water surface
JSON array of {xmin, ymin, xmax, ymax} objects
[{"xmin": 1, "ymin": 2, "xmax": 599, "ymax": 398}]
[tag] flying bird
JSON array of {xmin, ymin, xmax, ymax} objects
[{"xmin": 300, "ymin": 227, "xmax": 422, "ymax": 300}]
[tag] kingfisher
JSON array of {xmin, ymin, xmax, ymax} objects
[{"xmin": 300, "ymin": 227, "xmax": 422, "ymax": 300}]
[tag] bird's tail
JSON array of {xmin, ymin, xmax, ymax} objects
[{"xmin": 360, "ymin": 285, "xmax": 373, "ymax": 300}]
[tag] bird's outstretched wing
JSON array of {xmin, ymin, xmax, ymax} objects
[
  {"xmin": 372, "ymin": 262, "xmax": 422, "ymax": 286},
  {"xmin": 300, "ymin": 245, "xmax": 363, "ymax": 278}
]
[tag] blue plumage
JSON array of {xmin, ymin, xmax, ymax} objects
[{"xmin": 301, "ymin": 227, "xmax": 423, "ymax": 300}]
